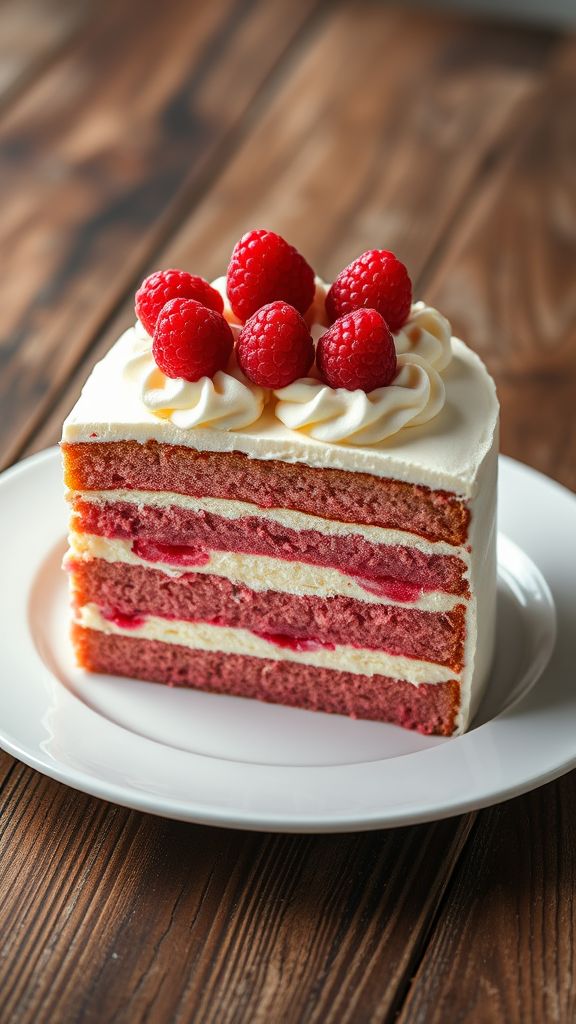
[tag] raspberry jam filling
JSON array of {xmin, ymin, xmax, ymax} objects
[
  {"xmin": 255, "ymin": 631, "xmax": 337, "ymax": 653},
  {"xmin": 132, "ymin": 539, "xmax": 210, "ymax": 567},
  {"xmin": 101, "ymin": 608, "xmax": 146, "ymax": 630},
  {"xmin": 98, "ymin": 607, "xmax": 335, "ymax": 653},
  {"xmin": 354, "ymin": 576, "xmax": 423, "ymax": 603}
]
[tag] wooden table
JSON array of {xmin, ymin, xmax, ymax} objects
[{"xmin": 1, "ymin": 1, "xmax": 575, "ymax": 1020}]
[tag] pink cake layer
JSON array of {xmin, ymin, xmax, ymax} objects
[
  {"xmin": 72, "ymin": 499, "xmax": 469, "ymax": 597},
  {"xmin": 62, "ymin": 441, "xmax": 469, "ymax": 544},
  {"xmin": 70, "ymin": 559, "xmax": 466, "ymax": 669},
  {"xmin": 72, "ymin": 625, "xmax": 460, "ymax": 735}
]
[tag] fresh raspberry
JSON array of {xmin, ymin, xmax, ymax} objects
[
  {"xmin": 236, "ymin": 301, "xmax": 314, "ymax": 389},
  {"xmin": 316, "ymin": 308, "xmax": 397, "ymax": 392},
  {"xmin": 153, "ymin": 298, "xmax": 233, "ymax": 381},
  {"xmin": 135, "ymin": 269, "xmax": 224, "ymax": 335},
  {"xmin": 326, "ymin": 250, "xmax": 412, "ymax": 331},
  {"xmin": 226, "ymin": 229, "xmax": 316, "ymax": 321}
]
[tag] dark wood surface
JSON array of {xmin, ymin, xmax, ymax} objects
[{"xmin": 0, "ymin": 1, "xmax": 574, "ymax": 1020}]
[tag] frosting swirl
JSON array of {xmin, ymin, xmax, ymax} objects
[
  {"xmin": 124, "ymin": 324, "xmax": 265, "ymax": 430},
  {"xmin": 122, "ymin": 296, "xmax": 452, "ymax": 445},
  {"xmin": 394, "ymin": 302, "xmax": 452, "ymax": 370},
  {"xmin": 274, "ymin": 304, "xmax": 452, "ymax": 445},
  {"xmin": 274, "ymin": 353, "xmax": 445, "ymax": 445}
]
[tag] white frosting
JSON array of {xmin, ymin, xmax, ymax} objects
[
  {"xmin": 114, "ymin": 299, "xmax": 455, "ymax": 447},
  {"xmin": 458, "ymin": 435, "xmax": 498, "ymax": 732},
  {"xmin": 275, "ymin": 353, "xmax": 445, "ymax": 444},
  {"xmin": 124, "ymin": 322, "xmax": 264, "ymax": 431},
  {"xmin": 393, "ymin": 302, "xmax": 452, "ymax": 370},
  {"xmin": 62, "ymin": 329, "xmax": 498, "ymax": 495},
  {"xmin": 210, "ymin": 276, "xmax": 243, "ymax": 336},
  {"xmin": 274, "ymin": 303, "xmax": 452, "ymax": 444},
  {"xmin": 76, "ymin": 603, "xmax": 458, "ymax": 685}
]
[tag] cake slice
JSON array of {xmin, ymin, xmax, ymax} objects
[{"xmin": 62, "ymin": 235, "xmax": 498, "ymax": 736}]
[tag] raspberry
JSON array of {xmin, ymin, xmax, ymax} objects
[
  {"xmin": 226, "ymin": 229, "xmax": 315, "ymax": 321},
  {"xmin": 316, "ymin": 308, "xmax": 397, "ymax": 392},
  {"xmin": 236, "ymin": 301, "xmax": 314, "ymax": 389},
  {"xmin": 153, "ymin": 298, "xmax": 233, "ymax": 381},
  {"xmin": 135, "ymin": 269, "xmax": 224, "ymax": 335},
  {"xmin": 326, "ymin": 250, "xmax": 412, "ymax": 331}
]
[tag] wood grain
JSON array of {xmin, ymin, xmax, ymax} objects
[
  {"xmin": 0, "ymin": 0, "xmax": 324, "ymax": 470},
  {"xmin": 0, "ymin": 764, "xmax": 474, "ymax": 1024},
  {"xmin": 0, "ymin": 0, "xmax": 93, "ymax": 108},
  {"xmin": 22, "ymin": 5, "xmax": 560, "ymax": 458},
  {"xmin": 398, "ymin": 778, "xmax": 576, "ymax": 1024},
  {"xmin": 424, "ymin": 34, "xmax": 576, "ymax": 490}
]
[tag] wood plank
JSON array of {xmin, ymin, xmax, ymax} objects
[
  {"xmin": 0, "ymin": 0, "xmax": 93, "ymax": 108},
  {"xmin": 0, "ymin": 763, "xmax": 474, "ymax": 1024},
  {"xmin": 0, "ymin": 0, "xmax": 324, "ymax": 470},
  {"xmin": 398, "ymin": 778, "xmax": 576, "ymax": 1024},
  {"xmin": 23, "ymin": 6, "xmax": 560, "ymax": 457},
  {"xmin": 422, "ymin": 34, "xmax": 576, "ymax": 490}
]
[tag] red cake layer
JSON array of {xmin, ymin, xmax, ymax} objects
[
  {"xmin": 70, "ymin": 559, "xmax": 466, "ymax": 669},
  {"xmin": 62, "ymin": 441, "xmax": 469, "ymax": 544},
  {"xmin": 72, "ymin": 499, "xmax": 469, "ymax": 597},
  {"xmin": 72, "ymin": 625, "xmax": 460, "ymax": 735}
]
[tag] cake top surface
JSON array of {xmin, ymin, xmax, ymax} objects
[
  {"xmin": 62, "ymin": 236, "xmax": 499, "ymax": 497},
  {"xmin": 62, "ymin": 322, "xmax": 498, "ymax": 496}
]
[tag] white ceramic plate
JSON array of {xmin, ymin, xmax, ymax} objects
[{"xmin": 0, "ymin": 448, "xmax": 572, "ymax": 833}]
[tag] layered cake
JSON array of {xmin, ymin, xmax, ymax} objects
[{"xmin": 62, "ymin": 233, "xmax": 499, "ymax": 736}]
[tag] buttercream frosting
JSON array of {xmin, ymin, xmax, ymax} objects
[
  {"xmin": 124, "ymin": 289, "xmax": 454, "ymax": 446},
  {"xmin": 68, "ymin": 533, "xmax": 463, "ymax": 611},
  {"xmin": 123, "ymin": 321, "xmax": 265, "ymax": 431},
  {"xmin": 62, "ymin": 327, "xmax": 498, "ymax": 495},
  {"xmin": 274, "ymin": 353, "xmax": 445, "ymax": 444},
  {"xmin": 393, "ymin": 302, "xmax": 452, "ymax": 370},
  {"xmin": 274, "ymin": 303, "xmax": 452, "ymax": 443}
]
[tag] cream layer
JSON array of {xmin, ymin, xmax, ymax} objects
[
  {"xmin": 71, "ymin": 489, "xmax": 469, "ymax": 561},
  {"xmin": 68, "ymin": 533, "xmax": 464, "ymax": 612},
  {"xmin": 76, "ymin": 603, "xmax": 458, "ymax": 685}
]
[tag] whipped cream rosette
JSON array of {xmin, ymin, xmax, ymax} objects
[
  {"xmin": 274, "ymin": 353, "xmax": 446, "ymax": 445},
  {"xmin": 274, "ymin": 304, "xmax": 452, "ymax": 445},
  {"xmin": 393, "ymin": 302, "xmax": 452, "ymax": 371},
  {"xmin": 123, "ymin": 322, "xmax": 265, "ymax": 431}
]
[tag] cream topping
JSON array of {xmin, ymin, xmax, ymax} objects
[
  {"xmin": 274, "ymin": 353, "xmax": 446, "ymax": 445},
  {"xmin": 122, "ymin": 296, "xmax": 452, "ymax": 445},
  {"xmin": 274, "ymin": 303, "xmax": 451, "ymax": 444},
  {"xmin": 393, "ymin": 302, "xmax": 452, "ymax": 370},
  {"xmin": 123, "ymin": 322, "xmax": 265, "ymax": 431}
]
